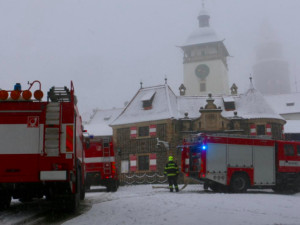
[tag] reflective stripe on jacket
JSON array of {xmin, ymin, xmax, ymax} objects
[{"xmin": 164, "ymin": 161, "xmax": 179, "ymax": 177}]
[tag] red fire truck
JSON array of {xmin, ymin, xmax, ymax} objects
[
  {"xmin": 181, "ymin": 133, "xmax": 300, "ymax": 193},
  {"xmin": 84, "ymin": 136, "xmax": 119, "ymax": 192},
  {"xmin": 0, "ymin": 81, "xmax": 86, "ymax": 211}
]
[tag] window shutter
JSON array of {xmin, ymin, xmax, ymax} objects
[
  {"xmin": 130, "ymin": 155, "xmax": 137, "ymax": 172},
  {"xmin": 149, "ymin": 153, "xmax": 157, "ymax": 171},
  {"xmin": 149, "ymin": 124, "xmax": 157, "ymax": 137},
  {"xmin": 250, "ymin": 124, "xmax": 256, "ymax": 136},
  {"xmin": 266, "ymin": 124, "xmax": 272, "ymax": 136},
  {"xmin": 130, "ymin": 127, "xmax": 137, "ymax": 139}
]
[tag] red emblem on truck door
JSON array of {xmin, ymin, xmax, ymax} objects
[{"xmin": 27, "ymin": 116, "xmax": 39, "ymax": 128}]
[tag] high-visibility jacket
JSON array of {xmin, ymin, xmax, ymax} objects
[{"xmin": 164, "ymin": 161, "xmax": 179, "ymax": 177}]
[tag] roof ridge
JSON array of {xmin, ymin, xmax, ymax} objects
[{"xmin": 165, "ymin": 84, "xmax": 174, "ymax": 118}]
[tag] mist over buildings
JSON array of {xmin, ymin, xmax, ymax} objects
[{"xmin": 0, "ymin": 0, "xmax": 299, "ymax": 112}]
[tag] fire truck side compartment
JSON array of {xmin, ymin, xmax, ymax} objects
[
  {"xmin": 206, "ymin": 143, "xmax": 227, "ymax": 185},
  {"xmin": 253, "ymin": 145, "xmax": 275, "ymax": 185}
]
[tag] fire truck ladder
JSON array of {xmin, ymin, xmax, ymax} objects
[
  {"xmin": 103, "ymin": 143, "xmax": 111, "ymax": 175},
  {"xmin": 44, "ymin": 86, "xmax": 71, "ymax": 156},
  {"xmin": 44, "ymin": 102, "xmax": 61, "ymax": 157},
  {"xmin": 47, "ymin": 86, "xmax": 71, "ymax": 102}
]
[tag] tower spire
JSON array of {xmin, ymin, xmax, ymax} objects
[
  {"xmin": 198, "ymin": 0, "xmax": 210, "ymax": 27},
  {"xmin": 249, "ymin": 75, "xmax": 254, "ymax": 90}
]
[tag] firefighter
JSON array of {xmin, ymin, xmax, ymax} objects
[{"xmin": 164, "ymin": 156, "xmax": 179, "ymax": 192}]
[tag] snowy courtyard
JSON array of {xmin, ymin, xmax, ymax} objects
[{"xmin": 64, "ymin": 184, "xmax": 300, "ymax": 225}]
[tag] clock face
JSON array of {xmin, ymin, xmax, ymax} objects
[{"xmin": 195, "ymin": 64, "xmax": 210, "ymax": 79}]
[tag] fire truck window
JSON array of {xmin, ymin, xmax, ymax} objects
[
  {"xmin": 103, "ymin": 139, "xmax": 109, "ymax": 148},
  {"xmin": 138, "ymin": 126, "xmax": 149, "ymax": 137},
  {"xmin": 138, "ymin": 155, "xmax": 149, "ymax": 171},
  {"xmin": 297, "ymin": 145, "xmax": 300, "ymax": 156},
  {"xmin": 284, "ymin": 144, "xmax": 294, "ymax": 156},
  {"xmin": 257, "ymin": 125, "xmax": 266, "ymax": 135}
]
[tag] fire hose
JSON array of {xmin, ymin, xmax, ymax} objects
[{"xmin": 152, "ymin": 173, "xmax": 190, "ymax": 191}]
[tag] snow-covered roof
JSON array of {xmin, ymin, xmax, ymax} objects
[
  {"xmin": 141, "ymin": 90, "xmax": 156, "ymax": 101},
  {"xmin": 234, "ymin": 88, "xmax": 284, "ymax": 120},
  {"xmin": 111, "ymin": 85, "xmax": 178, "ymax": 126},
  {"xmin": 110, "ymin": 84, "xmax": 284, "ymax": 126},
  {"xmin": 198, "ymin": 8, "xmax": 210, "ymax": 17},
  {"xmin": 182, "ymin": 27, "xmax": 223, "ymax": 47},
  {"xmin": 84, "ymin": 108, "xmax": 123, "ymax": 136},
  {"xmin": 284, "ymin": 120, "xmax": 300, "ymax": 133},
  {"xmin": 264, "ymin": 93, "xmax": 300, "ymax": 115}
]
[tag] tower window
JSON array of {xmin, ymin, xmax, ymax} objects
[{"xmin": 200, "ymin": 82, "xmax": 206, "ymax": 92}]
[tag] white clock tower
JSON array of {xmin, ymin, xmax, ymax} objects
[{"xmin": 180, "ymin": 6, "xmax": 229, "ymax": 96}]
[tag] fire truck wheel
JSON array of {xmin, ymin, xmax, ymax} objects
[
  {"xmin": 107, "ymin": 180, "xmax": 119, "ymax": 192},
  {"xmin": 209, "ymin": 183, "xmax": 220, "ymax": 192},
  {"xmin": 0, "ymin": 194, "xmax": 11, "ymax": 210},
  {"xmin": 66, "ymin": 169, "xmax": 81, "ymax": 212},
  {"xmin": 80, "ymin": 173, "xmax": 85, "ymax": 200},
  {"xmin": 203, "ymin": 182, "xmax": 209, "ymax": 190},
  {"xmin": 230, "ymin": 174, "xmax": 249, "ymax": 193}
]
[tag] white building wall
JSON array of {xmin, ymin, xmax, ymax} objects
[{"xmin": 183, "ymin": 59, "xmax": 229, "ymax": 96}]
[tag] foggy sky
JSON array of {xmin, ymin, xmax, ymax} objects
[{"xmin": 0, "ymin": 0, "xmax": 300, "ymax": 113}]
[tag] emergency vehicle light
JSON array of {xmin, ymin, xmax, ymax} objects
[
  {"xmin": 22, "ymin": 90, "xmax": 32, "ymax": 100},
  {"xmin": 0, "ymin": 90, "xmax": 8, "ymax": 100},
  {"xmin": 201, "ymin": 145, "xmax": 207, "ymax": 150},
  {"xmin": 11, "ymin": 90, "xmax": 20, "ymax": 100},
  {"xmin": 34, "ymin": 90, "xmax": 43, "ymax": 101}
]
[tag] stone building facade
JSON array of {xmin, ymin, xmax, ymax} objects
[{"xmin": 110, "ymin": 84, "xmax": 285, "ymax": 185}]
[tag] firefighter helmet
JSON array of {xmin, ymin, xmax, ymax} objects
[{"xmin": 168, "ymin": 156, "xmax": 173, "ymax": 161}]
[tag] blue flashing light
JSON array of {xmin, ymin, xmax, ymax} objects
[{"xmin": 201, "ymin": 145, "xmax": 207, "ymax": 150}]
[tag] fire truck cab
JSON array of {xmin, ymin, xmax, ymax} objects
[
  {"xmin": 84, "ymin": 136, "xmax": 119, "ymax": 192},
  {"xmin": 181, "ymin": 133, "xmax": 300, "ymax": 193}
]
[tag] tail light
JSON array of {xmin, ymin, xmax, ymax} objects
[
  {"xmin": 52, "ymin": 163, "xmax": 67, "ymax": 170},
  {"xmin": 111, "ymin": 162, "xmax": 116, "ymax": 176}
]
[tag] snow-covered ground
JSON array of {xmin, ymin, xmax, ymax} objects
[{"xmin": 64, "ymin": 184, "xmax": 300, "ymax": 225}]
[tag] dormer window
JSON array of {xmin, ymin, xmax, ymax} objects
[
  {"xmin": 286, "ymin": 102, "xmax": 295, "ymax": 106},
  {"xmin": 141, "ymin": 91, "xmax": 156, "ymax": 110},
  {"xmin": 223, "ymin": 96, "xmax": 235, "ymax": 111}
]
